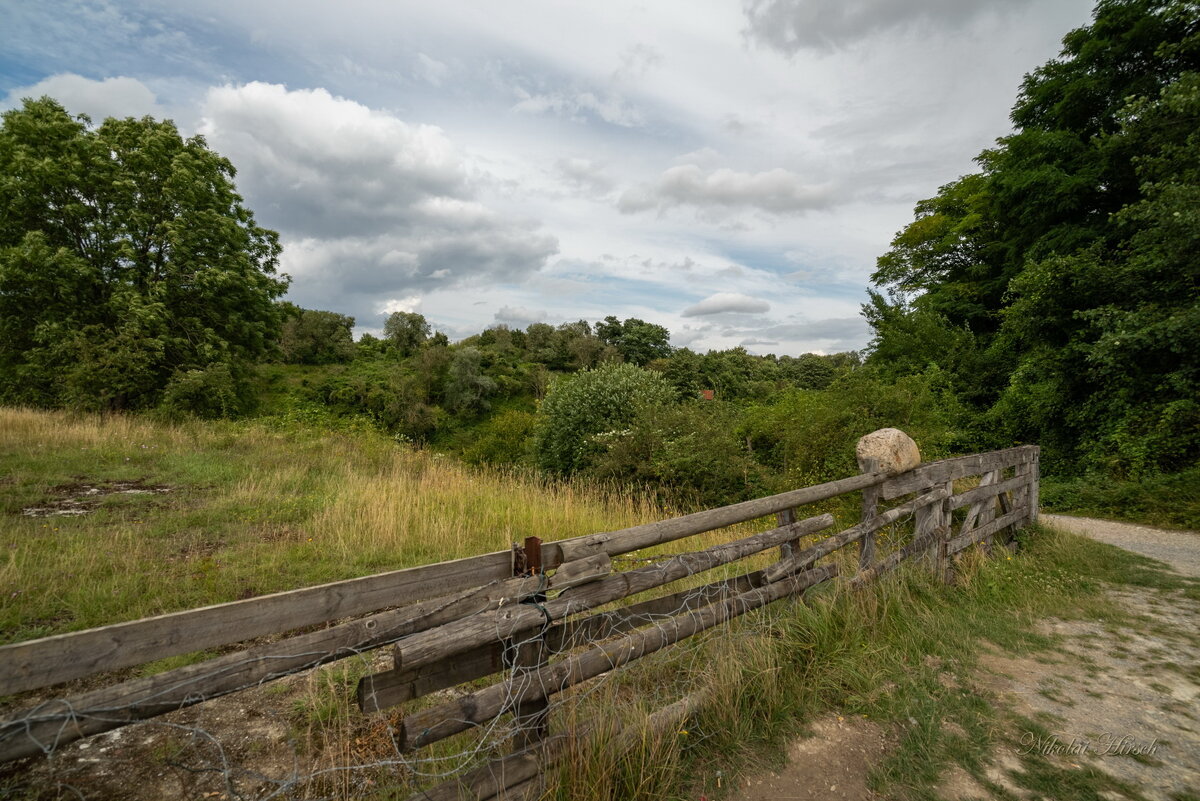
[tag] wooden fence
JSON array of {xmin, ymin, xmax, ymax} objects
[{"xmin": 0, "ymin": 444, "xmax": 1039, "ymax": 799}]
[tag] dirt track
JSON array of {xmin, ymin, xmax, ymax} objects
[{"xmin": 1040, "ymin": 513, "xmax": 1200, "ymax": 576}]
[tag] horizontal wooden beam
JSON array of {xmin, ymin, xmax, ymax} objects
[
  {"xmin": 946, "ymin": 508, "xmax": 1028, "ymax": 555},
  {"xmin": 0, "ymin": 559, "xmax": 608, "ymax": 763},
  {"xmin": 359, "ymin": 568, "xmax": 770, "ymax": 712},
  {"xmin": 0, "ymin": 550, "xmax": 515, "ymax": 696},
  {"xmin": 554, "ymin": 473, "xmax": 884, "ymax": 562},
  {"xmin": 880, "ymin": 446, "xmax": 1035, "ymax": 500}
]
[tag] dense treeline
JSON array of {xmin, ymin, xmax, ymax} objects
[
  {"xmin": 255, "ymin": 308, "xmax": 965, "ymax": 507},
  {"xmin": 865, "ymin": 0, "xmax": 1199, "ymax": 478}
]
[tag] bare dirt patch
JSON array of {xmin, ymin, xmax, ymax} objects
[
  {"xmin": 726, "ymin": 715, "xmax": 892, "ymax": 801},
  {"xmin": 19, "ymin": 480, "xmax": 172, "ymax": 518},
  {"xmin": 958, "ymin": 584, "xmax": 1200, "ymax": 800}
]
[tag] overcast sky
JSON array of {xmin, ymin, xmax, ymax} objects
[{"xmin": 1, "ymin": 0, "xmax": 1095, "ymax": 354}]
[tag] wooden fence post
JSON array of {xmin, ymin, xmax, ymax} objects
[
  {"xmin": 511, "ymin": 537, "xmax": 550, "ymax": 751},
  {"xmin": 912, "ymin": 485, "xmax": 939, "ymax": 570},
  {"xmin": 859, "ymin": 485, "xmax": 879, "ymax": 571},
  {"xmin": 935, "ymin": 480, "xmax": 954, "ymax": 584},
  {"xmin": 776, "ymin": 507, "xmax": 797, "ymax": 560},
  {"xmin": 978, "ymin": 470, "xmax": 999, "ymax": 555}
]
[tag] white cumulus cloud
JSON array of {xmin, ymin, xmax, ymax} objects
[{"xmin": 196, "ymin": 82, "xmax": 557, "ymax": 326}]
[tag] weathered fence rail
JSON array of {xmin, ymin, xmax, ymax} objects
[{"xmin": 0, "ymin": 443, "xmax": 1040, "ymax": 799}]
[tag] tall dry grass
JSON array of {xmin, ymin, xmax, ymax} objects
[{"xmin": 0, "ymin": 407, "xmax": 664, "ymax": 642}]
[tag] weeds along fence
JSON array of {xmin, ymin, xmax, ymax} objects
[{"xmin": 0, "ymin": 445, "xmax": 1039, "ymax": 799}]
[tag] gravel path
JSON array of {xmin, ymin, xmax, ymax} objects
[{"xmin": 1040, "ymin": 513, "xmax": 1200, "ymax": 577}]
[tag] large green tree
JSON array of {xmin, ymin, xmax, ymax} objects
[
  {"xmin": 0, "ymin": 98, "xmax": 288, "ymax": 412},
  {"xmin": 595, "ymin": 315, "xmax": 672, "ymax": 366},
  {"xmin": 866, "ymin": 0, "xmax": 1200, "ymax": 475},
  {"xmin": 383, "ymin": 311, "xmax": 431, "ymax": 356}
]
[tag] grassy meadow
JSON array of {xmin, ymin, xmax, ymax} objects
[{"xmin": 0, "ymin": 406, "xmax": 666, "ymax": 644}]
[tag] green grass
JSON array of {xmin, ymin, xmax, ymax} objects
[
  {"xmin": 1041, "ymin": 466, "xmax": 1200, "ymax": 530},
  {"xmin": 0, "ymin": 407, "xmax": 664, "ymax": 645}
]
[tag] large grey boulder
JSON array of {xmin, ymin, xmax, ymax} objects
[{"xmin": 856, "ymin": 428, "xmax": 921, "ymax": 475}]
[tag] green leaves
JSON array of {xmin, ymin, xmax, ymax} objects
[
  {"xmin": 383, "ymin": 311, "xmax": 431, "ymax": 356},
  {"xmin": 867, "ymin": 0, "xmax": 1200, "ymax": 477},
  {"xmin": 0, "ymin": 97, "xmax": 288, "ymax": 412},
  {"xmin": 278, "ymin": 308, "xmax": 357, "ymax": 365},
  {"xmin": 532, "ymin": 362, "xmax": 676, "ymax": 475},
  {"xmin": 595, "ymin": 315, "xmax": 673, "ymax": 366}
]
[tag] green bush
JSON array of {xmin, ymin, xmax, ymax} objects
[
  {"xmin": 587, "ymin": 401, "xmax": 769, "ymax": 507},
  {"xmin": 1041, "ymin": 466, "xmax": 1200, "ymax": 530},
  {"xmin": 159, "ymin": 362, "xmax": 242, "ymax": 419},
  {"xmin": 461, "ymin": 408, "xmax": 538, "ymax": 466},
  {"xmin": 277, "ymin": 308, "xmax": 356, "ymax": 365},
  {"xmin": 740, "ymin": 368, "xmax": 970, "ymax": 487},
  {"xmin": 532, "ymin": 362, "xmax": 676, "ymax": 475}
]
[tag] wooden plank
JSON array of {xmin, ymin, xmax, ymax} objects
[
  {"xmin": 995, "ymin": 477, "xmax": 1015, "ymax": 545},
  {"xmin": 934, "ymin": 480, "xmax": 953, "ymax": 583},
  {"xmin": 911, "ymin": 481, "xmax": 944, "ymax": 569},
  {"xmin": 1012, "ymin": 461, "xmax": 1030, "ymax": 536},
  {"xmin": 359, "ymin": 569, "xmax": 769, "ymax": 712},
  {"xmin": 400, "ymin": 565, "xmax": 838, "ymax": 750},
  {"xmin": 549, "ymin": 553, "xmax": 612, "ymax": 588},
  {"xmin": 776, "ymin": 507, "xmax": 797, "ymax": 560},
  {"xmin": 555, "ymin": 473, "xmax": 883, "ymax": 562},
  {"xmin": 946, "ymin": 508, "xmax": 1028, "ymax": 555},
  {"xmin": 0, "ymin": 549, "xmax": 515, "ymax": 696},
  {"xmin": 0, "ymin": 563, "xmax": 604, "ymax": 763},
  {"xmin": 390, "ymin": 514, "xmax": 835, "ymax": 679},
  {"xmin": 879, "ymin": 446, "xmax": 1035, "ymax": 500},
  {"xmin": 947, "ymin": 475, "xmax": 1031, "ymax": 511},
  {"xmin": 510, "ymin": 635, "xmax": 550, "ymax": 750},
  {"xmin": 978, "ymin": 471, "xmax": 999, "ymax": 554}
]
